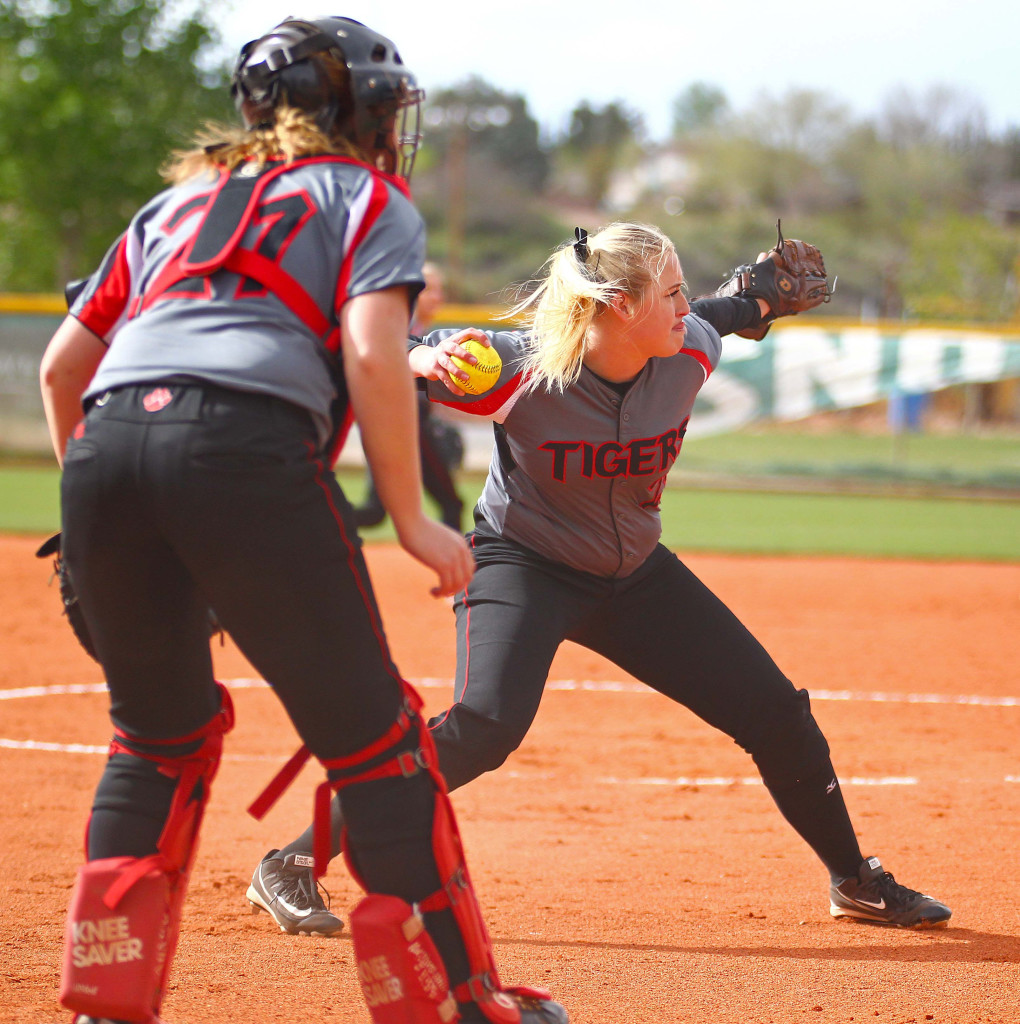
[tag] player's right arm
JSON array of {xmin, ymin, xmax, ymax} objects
[
  {"xmin": 411, "ymin": 329, "xmax": 527, "ymax": 423},
  {"xmin": 39, "ymin": 317, "xmax": 108, "ymax": 468},
  {"xmin": 341, "ymin": 287, "xmax": 474, "ymax": 597},
  {"xmin": 408, "ymin": 328, "xmax": 491, "ymax": 396}
]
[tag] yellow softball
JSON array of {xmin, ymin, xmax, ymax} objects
[{"xmin": 450, "ymin": 338, "xmax": 502, "ymax": 396}]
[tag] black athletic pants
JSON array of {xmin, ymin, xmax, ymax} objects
[
  {"xmin": 298, "ymin": 529, "xmax": 864, "ymax": 882},
  {"xmin": 61, "ymin": 381, "xmax": 472, "ymax": 984}
]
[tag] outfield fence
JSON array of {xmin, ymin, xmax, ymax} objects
[{"xmin": 4, "ymin": 298, "xmax": 1019, "ymax": 473}]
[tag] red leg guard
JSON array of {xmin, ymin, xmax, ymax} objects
[
  {"xmin": 335, "ymin": 699, "xmax": 546, "ymax": 1024},
  {"xmin": 416, "ymin": 787, "xmax": 554, "ymax": 1024},
  {"xmin": 61, "ymin": 685, "xmax": 234, "ymax": 1023},
  {"xmin": 248, "ymin": 684, "xmax": 555, "ymax": 1024},
  {"xmin": 350, "ymin": 894, "xmax": 459, "ymax": 1023},
  {"xmin": 60, "ymin": 856, "xmax": 172, "ymax": 1022}
]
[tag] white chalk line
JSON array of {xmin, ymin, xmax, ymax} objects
[
  {"xmin": 503, "ymin": 771, "xmax": 928, "ymax": 788},
  {"xmin": 2, "ymin": 677, "xmax": 1017, "ymax": 706},
  {"xmin": 2, "ymin": 680, "xmax": 1017, "ymax": 787},
  {"xmin": 435, "ymin": 679, "xmax": 1020, "ymax": 706}
]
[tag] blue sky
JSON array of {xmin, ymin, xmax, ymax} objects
[{"xmin": 213, "ymin": 1, "xmax": 1020, "ymax": 141}]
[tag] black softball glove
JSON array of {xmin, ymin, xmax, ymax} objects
[
  {"xmin": 36, "ymin": 533, "xmax": 224, "ymax": 663},
  {"xmin": 36, "ymin": 532, "xmax": 99, "ymax": 662}
]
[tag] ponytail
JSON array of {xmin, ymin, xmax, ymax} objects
[{"xmin": 508, "ymin": 222, "xmax": 675, "ymax": 392}]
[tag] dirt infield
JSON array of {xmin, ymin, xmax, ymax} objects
[{"xmin": 3, "ymin": 534, "xmax": 1018, "ymax": 1024}]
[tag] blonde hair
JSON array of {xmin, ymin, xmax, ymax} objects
[
  {"xmin": 509, "ymin": 222, "xmax": 676, "ymax": 392},
  {"xmin": 161, "ymin": 107, "xmax": 364, "ymax": 184}
]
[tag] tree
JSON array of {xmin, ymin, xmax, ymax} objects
[
  {"xmin": 413, "ymin": 78, "xmax": 557, "ymax": 299},
  {"xmin": 0, "ymin": 0, "xmax": 232, "ymax": 291},
  {"xmin": 875, "ymin": 84, "xmax": 989, "ymax": 152},
  {"xmin": 736, "ymin": 87, "xmax": 854, "ymax": 159},
  {"xmin": 606, "ymin": 79, "xmax": 1020, "ymax": 322},
  {"xmin": 422, "ymin": 77, "xmax": 549, "ymax": 191},
  {"xmin": 902, "ymin": 212, "xmax": 1019, "ymax": 322},
  {"xmin": 671, "ymin": 82, "xmax": 729, "ymax": 137},
  {"xmin": 557, "ymin": 100, "xmax": 643, "ymax": 207},
  {"xmin": 824, "ymin": 87, "xmax": 1017, "ymax": 318}
]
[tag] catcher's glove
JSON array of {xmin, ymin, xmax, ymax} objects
[
  {"xmin": 36, "ymin": 532, "xmax": 99, "ymax": 662},
  {"xmin": 36, "ymin": 533, "xmax": 224, "ymax": 664},
  {"xmin": 716, "ymin": 221, "xmax": 833, "ymax": 340}
]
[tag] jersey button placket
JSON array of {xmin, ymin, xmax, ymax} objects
[
  {"xmin": 616, "ymin": 391, "xmax": 641, "ymax": 564},
  {"xmin": 610, "ymin": 391, "xmax": 632, "ymax": 572}
]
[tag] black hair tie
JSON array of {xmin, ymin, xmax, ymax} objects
[
  {"xmin": 573, "ymin": 226, "xmax": 601, "ymax": 279},
  {"xmin": 573, "ymin": 226, "xmax": 590, "ymax": 263}
]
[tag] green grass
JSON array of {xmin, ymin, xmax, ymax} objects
[
  {"xmin": 658, "ymin": 488, "xmax": 1018, "ymax": 561},
  {"xmin": 4, "ymin": 462, "xmax": 1016, "ymax": 562},
  {"xmin": 681, "ymin": 428, "xmax": 1020, "ymax": 490},
  {"xmin": 0, "ymin": 466, "xmax": 61, "ymax": 537},
  {"xmin": 343, "ymin": 469, "xmax": 1019, "ymax": 562}
]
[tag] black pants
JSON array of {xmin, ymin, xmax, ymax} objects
[
  {"xmin": 61, "ymin": 381, "xmax": 478, "ymax": 981},
  {"xmin": 432, "ymin": 533, "xmax": 830, "ymax": 790},
  {"xmin": 302, "ymin": 529, "xmax": 863, "ymax": 881},
  {"xmin": 62, "ymin": 382, "xmax": 405, "ymax": 750}
]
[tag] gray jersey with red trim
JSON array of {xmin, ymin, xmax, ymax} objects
[
  {"xmin": 71, "ymin": 157, "xmax": 425, "ymax": 448},
  {"xmin": 421, "ymin": 313, "xmax": 722, "ymax": 578}
]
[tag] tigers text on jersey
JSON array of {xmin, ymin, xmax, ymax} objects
[
  {"xmin": 70, "ymin": 156, "xmax": 426, "ymax": 452},
  {"xmin": 421, "ymin": 316, "xmax": 722, "ymax": 578}
]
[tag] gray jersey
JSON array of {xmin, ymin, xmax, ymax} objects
[
  {"xmin": 422, "ymin": 316, "xmax": 722, "ymax": 577},
  {"xmin": 72, "ymin": 157, "xmax": 425, "ymax": 449}
]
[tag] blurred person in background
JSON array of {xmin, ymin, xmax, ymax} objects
[{"xmin": 354, "ymin": 260, "xmax": 467, "ymax": 531}]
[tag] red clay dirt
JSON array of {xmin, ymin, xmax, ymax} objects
[{"xmin": 2, "ymin": 534, "xmax": 1018, "ymax": 1024}]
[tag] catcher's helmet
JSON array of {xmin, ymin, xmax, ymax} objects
[{"xmin": 230, "ymin": 16, "xmax": 424, "ymax": 179}]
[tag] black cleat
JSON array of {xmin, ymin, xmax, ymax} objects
[
  {"xmin": 461, "ymin": 990, "xmax": 569, "ymax": 1024},
  {"xmin": 830, "ymin": 856, "xmax": 952, "ymax": 928},
  {"xmin": 513, "ymin": 992, "xmax": 569, "ymax": 1023}
]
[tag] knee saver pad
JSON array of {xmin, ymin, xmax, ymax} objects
[
  {"xmin": 66, "ymin": 685, "xmax": 234, "ymax": 1020},
  {"xmin": 331, "ymin": 704, "xmax": 536, "ymax": 1024},
  {"xmin": 749, "ymin": 687, "xmax": 831, "ymax": 790},
  {"xmin": 350, "ymin": 894, "xmax": 459, "ymax": 1023},
  {"xmin": 60, "ymin": 855, "xmax": 172, "ymax": 1023}
]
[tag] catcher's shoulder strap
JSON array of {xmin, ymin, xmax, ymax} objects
[
  {"xmin": 178, "ymin": 164, "xmax": 276, "ymax": 275},
  {"xmin": 140, "ymin": 157, "xmax": 349, "ymax": 339}
]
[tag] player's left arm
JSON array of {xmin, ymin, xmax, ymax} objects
[
  {"xmin": 688, "ymin": 296, "xmax": 770, "ymax": 338},
  {"xmin": 703, "ymin": 224, "xmax": 833, "ymax": 340},
  {"xmin": 39, "ymin": 317, "xmax": 108, "ymax": 467}
]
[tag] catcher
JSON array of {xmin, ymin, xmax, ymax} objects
[
  {"xmin": 39, "ymin": 14, "xmax": 568, "ymax": 1024},
  {"xmin": 246, "ymin": 222, "xmax": 951, "ymax": 943}
]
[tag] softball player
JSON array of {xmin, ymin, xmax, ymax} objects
[
  {"xmin": 256, "ymin": 223, "xmax": 951, "ymax": 938},
  {"xmin": 41, "ymin": 16, "xmax": 566, "ymax": 1024}
]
